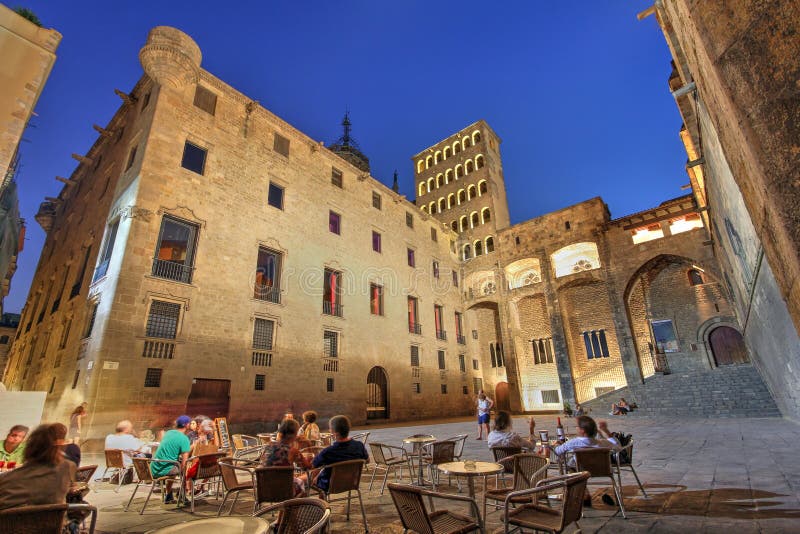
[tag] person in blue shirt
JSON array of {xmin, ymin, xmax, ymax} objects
[{"xmin": 311, "ymin": 415, "xmax": 368, "ymax": 492}]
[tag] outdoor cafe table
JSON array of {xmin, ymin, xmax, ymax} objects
[
  {"xmin": 402, "ymin": 434, "xmax": 436, "ymax": 486},
  {"xmin": 436, "ymin": 461, "xmax": 504, "ymax": 500},
  {"xmin": 146, "ymin": 516, "xmax": 269, "ymax": 534}
]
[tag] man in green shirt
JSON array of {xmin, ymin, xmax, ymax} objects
[
  {"xmin": 0, "ymin": 425, "xmax": 29, "ymax": 465},
  {"xmin": 151, "ymin": 416, "xmax": 192, "ymax": 505}
]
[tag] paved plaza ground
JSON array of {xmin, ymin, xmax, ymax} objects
[{"xmin": 82, "ymin": 415, "xmax": 800, "ymax": 533}]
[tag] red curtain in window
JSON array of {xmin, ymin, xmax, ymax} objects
[
  {"xmin": 371, "ymin": 286, "xmax": 380, "ymax": 314},
  {"xmin": 330, "ymin": 272, "xmax": 337, "ymax": 306},
  {"xmin": 434, "ymin": 307, "xmax": 442, "ymax": 333},
  {"xmin": 408, "ymin": 298, "xmax": 416, "ymax": 327}
]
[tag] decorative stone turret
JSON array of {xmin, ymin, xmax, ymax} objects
[{"xmin": 139, "ymin": 26, "xmax": 202, "ymax": 89}]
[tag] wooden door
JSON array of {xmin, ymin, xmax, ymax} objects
[
  {"xmin": 709, "ymin": 326, "xmax": 749, "ymax": 366},
  {"xmin": 186, "ymin": 378, "xmax": 231, "ymax": 419},
  {"xmin": 495, "ymin": 381, "xmax": 510, "ymax": 411}
]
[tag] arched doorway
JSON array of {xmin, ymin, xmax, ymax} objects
[
  {"xmin": 709, "ymin": 326, "xmax": 749, "ymax": 365},
  {"xmin": 367, "ymin": 367, "xmax": 389, "ymax": 420},
  {"xmin": 495, "ymin": 382, "xmax": 510, "ymax": 412}
]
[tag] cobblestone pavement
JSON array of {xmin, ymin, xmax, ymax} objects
[{"xmin": 82, "ymin": 415, "xmax": 800, "ymax": 533}]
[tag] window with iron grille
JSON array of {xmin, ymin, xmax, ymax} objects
[
  {"xmin": 412, "ymin": 382, "xmax": 421, "ymax": 394},
  {"xmin": 431, "ymin": 228, "xmax": 437, "ymax": 242},
  {"xmin": 126, "ymin": 145, "xmax": 137, "ymax": 171},
  {"xmin": 323, "ymin": 331, "xmax": 338, "ymax": 358},
  {"xmin": 331, "ymin": 168, "xmax": 343, "ymax": 188},
  {"xmin": 473, "ymin": 377, "xmax": 482, "ymax": 394},
  {"xmin": 268, "ymin": 182, "xmax": 284, "ymax": 210},
  {"xmin": 253, "ymin": 318, "xmax": 274, "ymax": 350},
  {"xmin": 82, "ymin": 302, "xmax": 98, "ymax": 339},
  {"xmin": 145, "ymin": 301, "xmax": 181, "ymax": 339},
  {"xmin": 541, "ymin": 389, "xmax": 560, "ymax": 404},
  {"xmin": 458, "ymin": 354, "xmax": 466, "ymax": 373},
  {"xmin": 71, "ymin": 370, "xmax": 80, "ymax": 389},
  {"xmin": 410, "ymin": 345, "xmax": 420, "ymax": 367},
  {"xmin": 274, "ymin": 133, "xmax": 290, "ymax": 157},
  {"xmin": 181, "ymin": 141, "xmax": 207, "ymax": 175},
  {"xmin": 193, "ymin": 85, "xmax": 217, "ymax": 115},
  {"xmin": 532, "ymin": 337, "xmax": 554, "ymax": 364},
  {"xmin": 441, "ymin": 384, "xmax": 448, "ymax": 394},
  {"xmin": 144, "ymin": 368, "xmax": 162, "ymax": 388},
  {"xmin": 406, "ymin": 212, "xmax": 414, "ymax": 228},
  {"xmin": 437, "ymin": 350, "xmax": 446, "ymax": 370},
  {"xmin": 255, "ymin": 374, "xmax": 265, "ymax": 391},
  {"xmin": 327, "ymin": 378, "xmax": 334, "ymax": 392},
  {"xmin": 372, "ymin": 192, "xmax": 381, "ymax": 210}
]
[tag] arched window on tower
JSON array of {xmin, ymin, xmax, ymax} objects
[
  {"xmin": 445, "ymin": 169, "xmax": 453, "ymax": 183},
  {"xmin": 444, "ymin": 146, "xmax": 451, "ymax": 159},
  {"xmin": 454, "ymin": 142, "xmax": 461, "ymax": 154},
  {"xmin": 465, "ymin": 160, "xmax": 474, "ymax": 174},
  {"xmin": 417, "ymin": 160, "xmax": 424, "ymax": 173},
  {"xmin": 421, "ymin": 205, "xmax": 428, "ymax": 214},
  {"xmin": 467, "ymin": 185, "xmax": 477, "ymax": 200},
  {"xmin": 463, "ymin": 244, "xmax": 472, "ymax": 260},
  {"xmin": 427, "ymin": 178, "xmax": 434, "ymax": 192},
  {"xmin": 447, "ymin": 193, "xmax": 455, "ymax": 208},
  {"xmin": 429, "ymin": 201, "xmax": 437, "ymax": 214},
  {"xmin": 451, "ymin": 220, "xmax": 458, "ymax": 232},
  {"xmin": 474, "ymin": 240, "xmax": 483, "ymax": 256},
  {"xmin": 456, "ymin": 165, "xmax": 464, "ymax": 179},
  {"xmin": 418, "ymin": 183, "xmax": 426, "ymax": 197},
  {"xmin": 475, "ymin": 155, "xmax": 485, "ymax": 169},
  {"xmin": 463, "ymin": 136, "xmax": 471, "ymax": 149},
  {"xmin": 438, "ymin": 198, "xmax": 446, "ymax": 212},
  {"xmin": 485, "ymin": 236, "xmax": 494, "ymax": 253},
  {"xmin": 473, "ymin": 131, "xmax": 481, "ymax": 144},
  {"xmin": 425, "ymin": 156, "xmax": 432, "ymax": 169},
  {"xmin": 436, "ymin": 174, "xmax": 443, "ymax": 187},
  {"xmin": 434, "ymin": 151, "xmax": 441, "ymax": 164},
  {"xmin": 481, "ymin": 207, "xmax": 491, "ymax": 224},
  {"xmin": 459, "ymin": 215, "xmax": 468, "ymax": 232},
  {"xmin": 478, "ymin": 180, "xmax": 488, "ymax": 195},
  {"xmin": 458, "ymin": 189, "xmax": 466, "ymax": 204},
  {"xmin": 470, "ymin": 212, "xmax": 479, "ymax": 228},
  {"xmin": 688, "ymin": 268, "xmax": 704, "ymax": 286}
]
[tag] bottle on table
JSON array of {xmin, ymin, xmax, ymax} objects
[{"xmin": 556, "ymin": 417, "xmax": 565, "ymax": 441}]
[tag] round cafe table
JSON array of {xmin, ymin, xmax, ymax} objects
[
  {"xmin": 145, "ymin": 516, "xmax": 269, "ymax": 534},
  {"xmin": 436, "ymin": 461, "xmax": 504, "ymax": 500},
  {"xmin": 402, "ymin": 434, "xmax": 436, "ymax": 486}
]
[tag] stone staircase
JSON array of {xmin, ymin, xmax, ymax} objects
[{"xmin": 580, "ymin": 364, "xmax": 781, "ymax": 418}]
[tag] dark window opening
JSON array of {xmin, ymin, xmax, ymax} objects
[
  {"xmin": 268, "ymin": 182, "xmax": 284, "ymax": 209},
  {"xmin": 255, "ymin": 374, "xmax": 265, "ymax": 391},
  {"xmin": 152, "ymin": 216, "xmax": 198, "ymax": 283},
  {"xmin": 329, "ymin": 211, "xmax": 341, "ymax": 235},
  {"xmin": 331, "ymin": 168, "xmax": 343, "ymax": 188},
  {"xmin": 193, "ymin": 85, "xmax": 217, "ymax": 115},
  {"xmin": 181, "ymin": 141, "xmax": 207, "ymax": 175},
  {"xmin": 255, "ymin": 247, "xmax": 281, "ymax": 303},
  {"xmin": 145, "ymin": 300, "xmax": 181, "ymax": 339},
  {"xmin": 144, "ymin": 368, "xmax": 162, "ymax": 388},
  {"xmin": 274, "ymin": 133, "xmax": 290, "ymax": 157}
]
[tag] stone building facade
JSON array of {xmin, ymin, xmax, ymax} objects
[{"xmin": 1, "ymin": 25, "xmax": 772, "ymax": 439}]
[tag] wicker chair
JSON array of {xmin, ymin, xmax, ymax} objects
[
  {"xmin": 101, "ymin": 449, "xmax": 133, "ymax": 492},
  {"xmin": 388, "ymin": 482, "xmax": 483, "ymax": 534},
  {"xmin": 74, "ymin": 464, "xmax": 98, "ymax": 483},
  {"xmin": 490, "ymin": 446, "xmax": 522, "ymax": 487},
  {"xmin": 185, "ymin": 451, "xmax": 226, "ymax": 513},
  {"xmin": 572, "ymin": 448, "xmax": 626, "ymax": 518},
  {"xmin": 422, "ymin": 440, "xmax": 456, "ymax": 490},
  {"xmin": 310, "ymin": 459, "xmax": 368, "ymax": 529},
  {"xmin": 350, "ymin": 432, "xmax": 370, "ymax": 447},
  {"xmin": 232, "ymin": 433, "xmax": 260, "ymax": 450},
  {"xmin": 253, "ymin": 497, "xmax": 331, "ymax": 534},
  {"xmin": 368, "ymin": 442, "xmax": 412, "ymax": 494},
  {"xmin": 253, "ymin": 465, "xmax": 296, "ymax": 512},
  {"xmin": 443, "ymin": 434, "xmax": 469, "ymax": 460},
  {"xmin": 0, "ymin": 503, "xmax": 97, "ymax": 534},
  {"xmin": 503, "ymin": 472, "xmax": 590, "ymax": 534},
  {"xmin": 484, "ymin": 454, "xmax": 549, "ymax": 519},
  {"xmin": 612, "ymin": 439, "xmax": 647, "ymax": 497},
  {"xmin": 124, "ymin": 457, "xmax": 183, "ymax": 514},
  {"xmin": 217, "ymin": 457, "xmax": 256, "ymax": 515}
]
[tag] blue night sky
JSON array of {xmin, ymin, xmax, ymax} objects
[{"xmin": 7, "ymin": 1, "xmax": 684, "ymax": 313}]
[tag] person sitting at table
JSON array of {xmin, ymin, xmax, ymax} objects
[
  {"xmin": 298, "ymin": 411, "xmax": 321, "ymax": 442},
  {"xmin": 0, "ymin": 424, "xmax": 75, "ymax": 510},
  {"xmin": 260, "ymin": 418, "xmax": 312, "ymax": 496},
  {"xmin": 0, "ymin": 425, "xmax": 28, "ymax": 466},
  {"xmin": 573, "ymin": 403, "xmax": 586, "ymax": 417},
  {"xmin": 52, "ymin": 423, "xmax": 81, "ymax": 466},
  {"xmin": 311, "ymin": 415, "xmax": 368, "ymax": 492},
  {"xmin": 611, "ymin": 398, "xmax": 630, "ymax": 415},
  {"xmin": 105, "ymin": 420, "xmax": 146, "ymax": 467},
  {"xmin": 151, "ymin": 415, "xmax": 192, "ymax": 505},
  {"xmin": 487, "ymin": 411, "xmax": 536, "ymax": 450}
]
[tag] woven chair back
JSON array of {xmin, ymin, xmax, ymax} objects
[
  {"xmin": 195, "ymin": 452, "xmax": 225, "ymax": 479},
  {"xmin": 75, "ymin": 464, "xmax": 98, "ymax": 483},
  {"xmin": 254, "ymin": 466, "xmax": 295, "ymax": 506},
  {"xmin": 327, "ymin": 459, "xmax": 365, "ymax": 495},
  {"xmin": 573, "ymin": 447, "xmax": 613, "ymax": 477},
  {"xmin": 0, "ymin": 503, "xmax": 68, "ymax": 534},
  {"xmin": 218, "ymin": 457, "xmax": 245, "ymax": 490},
  {"xmin": 491, "ymin": 446, "xmax": 522, "ymax": 473},
  {"xmin": 560, "ymin": 472, "xmax": 591, "ymax": 529},
  {"xmin": 104, "ymin": 449, "xmax": 125, "ymax": 469},
  {"xmin": 232, "ymin": 434, "xmax": 245, "ymax": 450},
  {"xmin": 512, "ymin": 454, "xmax": 548, "ymax": 490},
  {"xmin": 388, "ymin": 483, "xmax": 434, "ymax": 534},
  {"xmin": 446, "ymin": 434, "xmax": 468, "ymax": 458},
  {"xmin": 132, "ymin": 457, "xmax": 153, "ymax": 482},
  {"xmin": 369, "ymin": 443, "xmax": 388, "ymax": 464},
  {"xmin": 275, "ymin": 498, "xmax": 331, "ymax": 534},
  {"xmin": 429, "ymin": 440, "xmax": 456, "ymax": 465},
  {"xmin": 350, "ymin": 432, "xmax": 370, "ymax": 446}
]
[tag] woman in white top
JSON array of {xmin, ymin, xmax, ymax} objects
[
  {"xmin": 476, "ymin": 390, "xmax": 494, "ymax": 440},
  {"xmin": 487, "ymin": 411, "xmax": 536, "ymax": 449}
]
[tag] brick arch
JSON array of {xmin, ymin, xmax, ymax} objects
[{"xmin": 622, "ymin": 254, "xmax": 718, "ymax": 302}]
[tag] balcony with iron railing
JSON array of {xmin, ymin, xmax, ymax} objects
[
  {"xmin": 323, "ymin": 357, "xmax": 339, "ymax": 372},
  {"xmin": 323, "ymin": 301, "xmax": 343, "ymax": 317},
  {"xmin": 254, "ymin": 285, "xmax": 281, "ymax": 304},
  {"xmin": 456, "ymin": 334, "xmax": 466, "ymax": 345},
  {"xmin": 151, "ymin": 258, "xmax": 194, "ymax": 284},
  {"xmin": 142, "ymin": 339, "xmax": 175, "ymax": 359},
  {"xmin": 436, "ymin": 329, "xmax": 447, "ymax": 341},
  {"xmin": 252, "ymin": 351, "xmax": 273, "ymax": 367},
  {"xmin": 409, "ymin": 322, "xmax": 422, "ymax": 335}
]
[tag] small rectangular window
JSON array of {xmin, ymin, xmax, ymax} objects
[
  {"xmin": 372, "ymin": 231, "xmax": 381, "ymax": 253},
  {"xmin": 144, "ymin": 368, "xmax": 162, "ymax": 388},
  {"xmin": 441, "ymin": 384, "xmax": 448, "ymax": 394},
  {"xmin": 94, "ymin": 220, "xmax": 120, "ymax": 282},
  {"xmin": 406, "ymin": 212, "xmax": 414, "ymax": 228},
  {"xmin": 268, "ymin": 182, "xmax": 284, "ymax": 210},
  {"xmin": 82, "ymin": 302, "xmax": 98, "ymax": 339},
  {"xmin": 326, "ymin": 377, "xmax": 334, "ymax": 392},
  {"xmin": 274, "ymin": 133, "xmax": 290, "ymax": 157},
  {"xmin": 370, "ymin": 284, "xmax": 384, "ymax": 316},
  {"xmin": 410, "ymin": 345, "xmax": 420, "ymax": 367},
  {"xmin": 323, "ymin": 330, "xmax": 339, "ymax": 358},
  {"xmin": 438, "ymin": 350, "xmax": 446, "ymax": 370},
  {"xmin": 542, "ymin": 389, "xmax": 560, "ymax": 404},
  {"xmin": 462, "ymin": 385, "xmax": 469, "ymax": 395},
  {"xmin": 253, "ymin": 318, "xmax": 275, "ymax": 350},
  {"xmin": 254, "ymin": 247, "xmax": 281, "ymax": 303},
  {"xmin": 193, "ymin": 85, "xmax": 217, "ymax": 115},
  {"xmin": 431, "ymin": 228, "xmax": 437, "ymax": 242},
  {"xmin": 126, "ymin": 145, "xmax": 137, "ymax": 171},
  {"xmin": 145, "ymin": 300, "xmax": 181, "ymax": 339},
  {"xmin": 452, "ymin": 271, "xmax": 459, "ymax": 287},
  {"xmin": 472, "ymin": 358, "xmax": 479, "ymax": 370},
  {"xmin": 459, "ymin": 354, "xmax": 466, "ymax": 372},
  {"xmin": 255, "ymin": 374, "xmax": 265, "ymax": 391},
  {"xmin": 331, "ymin": 168, "xmax": 343, "ymax": 188},
  {"xmin": 329, "ymin": 211, "xmax": 341, "ymax": 235},
  {"xmin": 141, "ymin": 91, "xmax": 151, "ymax": 110},
  {"xmin": 372, "ymin": 192, "xmax": 382, "ymax": 210},
  {"xmin": 473, "ymin": 377, "xmax": 482, "ymax": 394},
  {"xmin": 181, "ymin": 141, "xmax": 207, "ymax": 175},
  {"xmin": 413, "ymin": 382, "xmax": 421, "ymax": 394},
  {"xmin": 59, "ymin": 319, "xmax": 72, "ymax": 349},
  {"xmin": 407, "ymin": 248, "xmax": 415, "ymax": 267},
  {"xmin": 433, "ymin": 261, "xmax": 439, "ymax": 279},
  {"xmin": 71, "ymin": 370, "xmax": 80, "ymax": 389}
]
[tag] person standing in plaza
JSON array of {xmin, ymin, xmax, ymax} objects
[
  {"xmin": 151, "ymin": 415, "xmax": 192, "ymax": 505},
  {"xmin": 476, "ymin": 390, "xmax": 494, "ymax": 440},
  {"xmin": 68, "ymin": 403, "xmax": 88, "ymax": 445}
]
